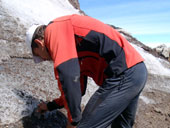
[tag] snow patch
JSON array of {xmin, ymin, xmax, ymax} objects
[
  {"xmin": 140, "ymin": 95, "xmax": 155, "ymax": 104},
  {"xmin": 132, "ymin": 44, "xmax": 170, "ymax": 76},
  {"xmin": 145, "ymin": 42, "xmax": 170, "ymax": 48},
  {"xmin": 0, "ymin": 85, "xmax": 25, "ymax": 124},
  {"xmin": 1, "ymin": 0, "xmax": 79, "ymax": 25}
]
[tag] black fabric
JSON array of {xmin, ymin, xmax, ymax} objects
[
  {"xmin": 76, "ymin": 34, "xmax": 99, "ymax": 53},
  {"xmin": 81, "ymin": 75, "xmax": 87, "ymax": 96},
  {"xmin": 76, "ymin": 30, "xmax": 127, "ymax": 77},
  {"xmin": 57, "ymin": 58, "xmax": 82, "ymax": 123},
  {"xmin": 71, "ymin": 121, "xmax": 79, "ymax": 126},
  {"xmin": 47, "ymin": 101, "xmax": 64, "ymax": 111}
]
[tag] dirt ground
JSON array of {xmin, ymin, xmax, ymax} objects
[
  {"xmin": 0, "ymin": 58, "xmax": 170, "ymax": 128},
  {"xmin": 134, "ymin": 90, "xmax": 170, "ymax": 128},
  {"xmin": 0, "ymin": 90, "xmax": 170, "ymax": 128},
  {"xmin": 0, "ymin": 72, "xmax": 170, "ymax": 128}
]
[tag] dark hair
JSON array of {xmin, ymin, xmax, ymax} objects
[{"xmin": 31, "ymin": 25, "xmax": 47, "ymax": 49}]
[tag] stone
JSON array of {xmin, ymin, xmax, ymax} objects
[
  {"xmin": 22, "ymin": 110, "xmax": 67, "ymax": 128},
  {"xmin": 168, "ymin": 57, "xmax": 170, "ymax": 62},
  {"xmin": 162, "ymin": 46, "xmax": 169, "ymax": 58},
  {"xmin": 155, "ymin": 44, "xmax": 170, "ymax": 58},
  {"xmin": 155, "ymin": 44, "xmax": 166, "ymax": 53}
]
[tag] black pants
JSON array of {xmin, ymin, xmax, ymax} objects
[{"xmin": 77, "ymin": 62, "xmax": 148, "ymax": 128}]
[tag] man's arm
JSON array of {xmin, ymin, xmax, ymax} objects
[
  {"xmin": 56, "ymin": 58, "xmax": 82, "ymax": 126},
  {"xmin": 45, "ymin": 19, "xmax": 82, "ymax": 126},
  {"xmin": 47, "ymin": 74, "xmax": 87, "ymax": 111},
  {"xmin": 38, "ymin": 74, "xmax": 87, "ymax": 114}
]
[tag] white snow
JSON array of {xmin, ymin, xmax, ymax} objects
[
  {"xmin": 1, "ymin": 0, "xmax": 79, "ymax": 26},
  {"xmin": 0, "ymin": 85, "xmax": 26, "ymax": 124},
  {"xmin": 140, "ymin": 95, "xmax": 155, "ymax": 104},
  {"xmin": 145, "ymin": 42, "xmax": 170, "ymax": 48},
  {"xmin": 0, "ymin": 0, "xmax": 80, "ymax": 125},
  {"xmin": 132, "ymin": 44, "xmax": 170, "ymax": 76}
]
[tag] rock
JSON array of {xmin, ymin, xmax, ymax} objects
[
  {"xmin": 154, "ymin": 44, "xmax": 165, "ymax": 53},
  {"xmin": 154, "ymin": 44, "xmax": 170, "ymax": 58},
  {"xmin": 68, "ymin": 0, "xmax": 85, "ymax": 14},
  {"xmin": 0, "ymin": 110, "xmax": 68, "ymax": 128},
  {"xmin": 22, "ymin": 110, "xmax": 67, "ymax": 128},
  {"xmin": 68, "ymin": 0, "xmax": 80, "ymax": 9},
  {"xmin": 168, "ymin": 57, "xmax": 170, "ymax": 62},
  {"xmin": 154, "ymin": 108, "xmax": 163, "ymax": 114},
  {"xmin": 162, "ymin": 47, "xmax": 169, "ymax": 58}
]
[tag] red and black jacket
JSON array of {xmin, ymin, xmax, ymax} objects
[{"xmin": 44, "ymin": 14, "xmax": 144, "ymax": 125}]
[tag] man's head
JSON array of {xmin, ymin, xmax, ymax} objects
[{"xmin": 26, "ymin": 25, "xmax": 51, "ymax": 63}]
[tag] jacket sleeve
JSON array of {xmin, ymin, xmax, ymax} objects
[
  {"xmin": 47, "ymin": 74, "xmax": 87, "ymax": 111},
  {"xmin": 44, "ymin": 20, "xmax": 82, "ymax": 125},
  {"xmin": 47, "ymin": 75, "xmax": 87, "ymax": 112}
]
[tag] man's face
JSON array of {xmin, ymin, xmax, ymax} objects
[{"xmin": 33, "ymin": 39, "xmax": 52, "ymax": 61}]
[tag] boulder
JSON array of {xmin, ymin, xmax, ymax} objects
[
  {"xmin": 162, "ymin": 46, "xmax": 169, "ymax": 58},
  {"xmin": 155, "ymin": 44, "xmax": 166, "ymax": 52},
  {"xmin": 155, "ymin": 44, "xmax": 170, "ymax": 58}
]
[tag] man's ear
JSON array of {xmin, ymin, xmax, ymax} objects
[{"xmin": 34, "ymin": 39, "xmax": 44, "ymax": 47}]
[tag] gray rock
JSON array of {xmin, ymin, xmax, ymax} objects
[
  {"xmin": 162, "ymin": 46, "xmax": 169, "ymax": 58},
  {"xmin": 155, "ymin": 44, "xmax": 170, "ymax": 58}
]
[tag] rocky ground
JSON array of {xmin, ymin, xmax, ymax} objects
[
  {"xmin": 134, "ymin": 89, "xmax": 170, "ymax": 128},
  {"xmin": 0, "ymin": 110, "xmax": 67, "ymax": 128},
  {"xmin": 0, "ymin": 58, "xmax": 170, "ymax": 128}
]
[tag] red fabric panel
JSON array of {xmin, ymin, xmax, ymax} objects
[{"xmin": 45, "ymin": 18, "xmax": 78, "ymax": 69}]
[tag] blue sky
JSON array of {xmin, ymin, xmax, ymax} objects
[{"xmin": 79, "ymin": 0, "xmax": 170, "ymax": 46}]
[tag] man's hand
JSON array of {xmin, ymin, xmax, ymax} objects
[
  {"xmin": 37, "ymin": 102, "xmax": 48, "ymax": 114},
  {"xmin": 66, "ymin": 121, "xmax": 76, "ymax": 128}
]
